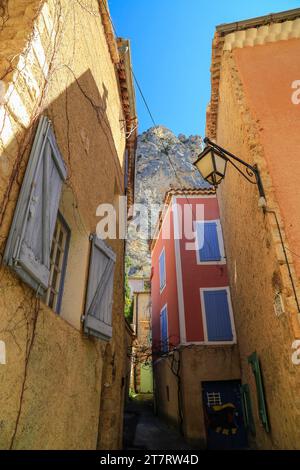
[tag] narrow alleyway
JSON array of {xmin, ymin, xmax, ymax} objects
[{"xmin": 123, "ymin": 395, "xmax": 192, "ymax": 450}]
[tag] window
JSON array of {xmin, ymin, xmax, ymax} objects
[
  {"xmin": 3, "ymin": 116, "xmax": 67, "ymax": 295},
  {"xmin": 274, "ymin": 291, "xmax": 284, "ymax": 316},
  {"xmin": 240, "ymin": 384, "xmax": 256, "ymax": 436},
  {"xmin": 44, "ymin": 213, "xmax": 70, "ymax": 313},
  {"xmin": 159, "ymin": 248, "xmax": 166, "ymax": 291},
  {"xmin": 248, "ymin": 352, "xmax": 270, "ymax": 432},
  {"xmin": 201, "ymin": 288, "xmax": 234, "ymax": 342},
  {"xmin": 160, "ymin": 304, "xmax": 168, "ymax": 353},
  {"xmin": 207, "ymin": 392, "xmax": 222, "ymax": 407},
  {"xmin": 196, "ymin": 220, "xmax": 224, "ymax": 263},
  {"xmin": 83, "ymin": 235, "xmax": 116, "ymax": 341}
]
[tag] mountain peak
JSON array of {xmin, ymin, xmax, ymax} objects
[{"xmin": 127, "ymin": 127, "xmax": 207, "ymax": 277}]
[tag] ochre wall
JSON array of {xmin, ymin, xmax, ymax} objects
[
  {"xmin": 180, "ymin": 346, "xmax": 241, "ymax": 447},
  {"xmin": 233, "ymin": 40, "xmax": 300, "ymax": 279},
  {"xmin": 215, "ymin": 48, "xmax": 300, "ymax": 449},
  {"xmin": 123, "ymin": 322, "xmax": 134, "ymax": 404},
  {"xmin": 134, "ymin": 291, "xmax": 151, "ymax": 342},
  {"xmin": 0, "ymin": 0, "xmax": 127, "ymax": 449},
  {"xmin": 133, "ymin": 292, "xmax": 153, "ymax": 393},
  {"xmin": 154, "ymin": 358, "xmax": 179, "ymax": 427},
  {"xmin": 1, "ymin": 300, "xmax": 104, "ymax": 450},
  {"xmin": 154, "ymin": 346, "xmax": 241, "ymax": 448}
]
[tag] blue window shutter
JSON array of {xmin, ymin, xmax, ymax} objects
[
  {"xmin": 84, "ymin": 235, "xmax": 116, "ymax": 341},
  {"xmin": 199, "ymin": 222, "xmax": 221, "ymax": 261},
  {"xmin": 3, "ymin": 116, "xmax": 67, "ymax": 295},
  {"xmin": 159, "ymin": 250, "xmax": 166, "ymax": 290},
  {"xmin": 203, "ymin": 289, "xmax": 233, "ymax": 341},
  {"xmin": 161, "ymin": 306, "xmax": 168, "ymax": 352}
]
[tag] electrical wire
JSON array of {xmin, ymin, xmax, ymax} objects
[
  {"xmin": 100, "ymin": 0, "xmax": 212, "ymax": 228},
  {"xmin": 100, "ymin": 0, "xmax": 217, "ymax": 267},
  {"xmin": 131, "ymin": 68, "xmax": 157, "ymax": 128},
  {"xmin": 100, "ymin": 1, "xmax": 195, "ymax": 189}
]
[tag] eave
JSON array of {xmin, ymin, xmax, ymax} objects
[
  {"xmin": 117, "ymin": 38, "xmax": 138, "ymax": 210},
  {"xmin": 149, "ymin": 187, "xmax": 216, "ymax": 252},
  {"xmin": 98, "ymin": 2, "xmax": 137, "ymax": 209},
  {"xmin": 98, "ymin": 0, "xmax": 120, "ymax": 64},
  {"xmin": 206, "ymin": 8, "xmax": 300, "ymax": 140}
]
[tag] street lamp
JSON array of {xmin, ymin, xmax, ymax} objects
[{"xmin": 194, "ymin": 137, "xmax": 266, "ymax": 208}]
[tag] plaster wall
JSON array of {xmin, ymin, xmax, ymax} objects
[
  {"xmin": 0, "ymin": 0, "xmax": 128, "ymax": 449},
  {"xmin": 214, "ymin": 47, "xmax": 300, "ymax": 449}
]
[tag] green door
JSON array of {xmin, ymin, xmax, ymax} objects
[{"xmin": 140, "ymin": 364, "xmax": 153, "ymax": 393}]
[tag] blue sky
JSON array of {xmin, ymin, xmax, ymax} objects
[{"xmin": 110, "ymin": 1, "xmax": 299, "ymax": 137}]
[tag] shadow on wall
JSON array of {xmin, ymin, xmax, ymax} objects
[
  {"xmin": 0, "ymin": 68, "xmax": 126, "ymax": 449},
  {"xmin": 0, "ymin": 68, "xmax": 125, "ymax": 254}
]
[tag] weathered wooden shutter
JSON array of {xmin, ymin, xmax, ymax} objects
[
  {"xmin": 248, "ymin": 352, "xmax": 270, "ymax": 432},
  {"xmin": 203, "ymin": 289, "xmax": 233, "ymax": 341},
  {"xmin": 84, "ymin": 235, "xmax": 116, "ymax": 341},
  {"xmin": 240, "ymin": 383, "xmax": 256, "ymax": 436},
  {"xmin": 199, "ymin": 222, "xmax": 221, "ymax": 261},
  {"xmin": 3, "ymin": 116, "xmax": 67, "ymax": 295}
]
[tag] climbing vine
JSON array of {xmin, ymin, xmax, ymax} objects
[{"xmin": 0, "ymin": 0, "xmax": 126, "ymax": 447}]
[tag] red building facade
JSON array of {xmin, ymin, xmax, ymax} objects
[
  {"xmin": 151, "ymin": 188, "xmax": 236, "ymax": 351},
  {"xmin": 150, "ymin": 188, "xmax": 244, "ymax": 449}
]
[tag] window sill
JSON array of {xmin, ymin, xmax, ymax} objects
[{"xmin": 196, "ymin": 258, "xmax": 227, "ymax": 265}]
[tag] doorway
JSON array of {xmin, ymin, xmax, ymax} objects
[{"xmin": 202, "ymin": 379, "xmax": 248, "ymax": 449}]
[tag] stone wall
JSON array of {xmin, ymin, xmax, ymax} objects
[
  {"xmin": 214, "ymin": 50, "xmax": 300, "ymax": 449},
  {"xmin": 0, "ymin": 0, "xmax": 127, "ymax": 449}
]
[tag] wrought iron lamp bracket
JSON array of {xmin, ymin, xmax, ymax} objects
[{"xmin": 203, "ymin": 137, "xmax": 266, "ymax": 200}]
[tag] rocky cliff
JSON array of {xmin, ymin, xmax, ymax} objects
[{"xmin": 127, "ymin": 126, "xmax": 209, "ymax": 277}]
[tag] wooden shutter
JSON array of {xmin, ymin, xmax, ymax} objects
[
  {"xmin": 248, "ymin": 352, "xmax": 270, "ymax": 432},
  {"xmin": 3, "ymin": 116, "xmax": 67, "ymax": 295},
  {"xmin": 240, "ymin": 383, "xmax": 256, "ymax": 436},
  {"xmin": 159, "ymin": 249, "xmax": 166, "ymax": 290},
  {"xmin": 199, "ymin": 222, "xmax": 221, "ymax": 261},
  {"xmin": 84, "ymin": 235, "xmax": 116, "ymax": 341},
  {"xmin": 204, "ymin": 289, "xmax": 233, "ymax": 341},
  {"xmin": 160, "ymin": 306, "xmax": 168, "ymax": 352}
]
